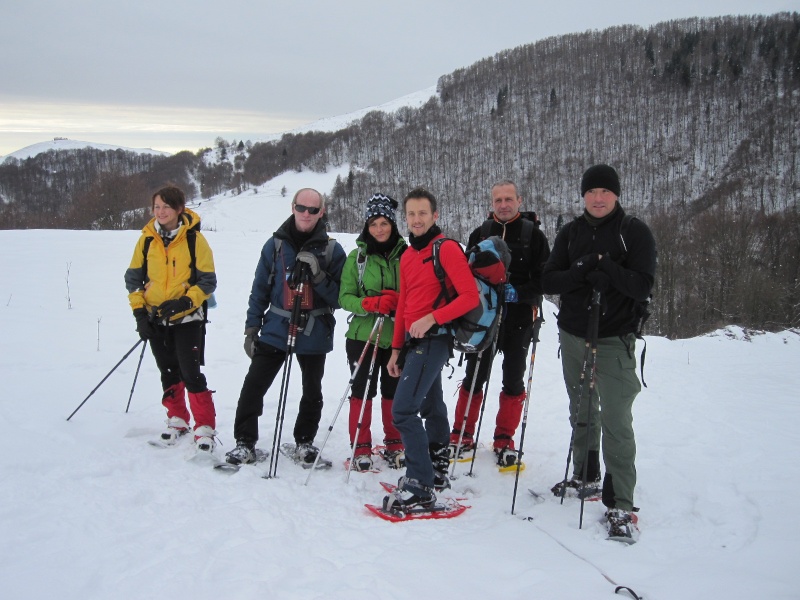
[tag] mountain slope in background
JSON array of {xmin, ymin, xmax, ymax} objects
[
  {"xmin": 1, "ymin": 138, "xmax": 170, "ymax": 162},
  {"xmin": 1, "ymin": 13, "xmax": 799, "ymax": 339}
]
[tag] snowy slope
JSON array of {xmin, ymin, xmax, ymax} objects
[{"xmin": 1, "ymin": 190, "xmax": 798, "ymax": 599}]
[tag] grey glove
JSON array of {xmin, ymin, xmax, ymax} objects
[
  {"xmin": 243, "ymin": 327, "xmax": 259, "ymax": 359},
  {"xmin": 295, "ymin": 251, "xmax": 326, "ymax": 284}
]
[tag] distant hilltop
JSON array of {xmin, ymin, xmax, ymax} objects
[{"xmin": 2, "ymin": 138, "xmax": 170, "ymax": 162}]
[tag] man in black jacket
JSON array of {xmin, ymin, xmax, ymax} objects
[
  {"xmin": 449, "ymin": 180, "xmax": 550, "ymax": 467},
  {"xmin": 542, "ymin": 164, "xmax": 656, "ymax": 541}
]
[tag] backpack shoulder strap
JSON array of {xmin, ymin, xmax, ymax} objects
[
  {"xmin": 356, "ymin": 246, "xmax": 368, "ymax": 289},
  {"xmin": 618, "ymin": 214, "xmax": 636, "ymax": 257},
  {"xmin": 430, "ymin": 237, "xmax": 458, "ymax": 308},
  {"xmin": 325, "ymin": 238, "xmax": 336, "ymax": 268},
  {"xmin": 141, "ymin": 236, "xmax": 154, "ymax": 284},
  {"xmin": 566, "ymin": 216, "xmax": 581, "ymax": 252},
  {"xmin": 480, "ymin": 220, "xmax": 493, "ymax": 240},
  {"xmin": 186, "ymin": 228, "xmax": 198, "ymax": 286},
  {"xmin": 268, "ymin": 238, "xmax": 283, "ymax": 286}
]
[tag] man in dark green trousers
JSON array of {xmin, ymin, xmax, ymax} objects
[{"xmin": 542, "ymin": 164, "xmax": 656, "ymax": 542}]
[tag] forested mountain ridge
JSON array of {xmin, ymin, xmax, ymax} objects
[{"xmin": 1, "ymin": 13, "xmax": 797, "ymax": 337}]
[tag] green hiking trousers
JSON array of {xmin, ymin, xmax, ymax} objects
[{"xmin": 559, "ymin": 328, "xmax": 641, "ymax": 511}]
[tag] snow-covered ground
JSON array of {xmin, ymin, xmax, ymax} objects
[{"xmin": 2, "ymin": 181, "xmax": 798, "ymax": 599}]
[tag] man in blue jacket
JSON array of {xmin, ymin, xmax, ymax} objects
[{"xmin": 226, "ymin": 188, "xmax": 346, "ymax": 466}]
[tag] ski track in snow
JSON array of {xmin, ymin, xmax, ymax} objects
[{"xmin": 1, "ymin": 203, "xmax": 799, "ymax": 599}]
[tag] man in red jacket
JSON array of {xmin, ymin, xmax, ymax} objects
[{"xmin": 384, "ymin": 188, "xmax": 480, "ymax": 513}]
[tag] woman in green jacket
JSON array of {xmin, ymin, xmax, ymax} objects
[{"xmin": 338, "ymin": 194, "xmax": 407, "ymax": 471}]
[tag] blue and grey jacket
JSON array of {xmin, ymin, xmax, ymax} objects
[{"xmin": 245, "ymin": 216, "xmax": 346, "ymax": 354}]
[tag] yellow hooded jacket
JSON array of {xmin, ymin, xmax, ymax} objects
[{"xmin": 124, "ymin": 208, "xmax": 217, "ymax": 322}]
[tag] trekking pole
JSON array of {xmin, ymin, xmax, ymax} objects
[
  {"xmin": 558, "ymin": 304, "xmax": 597, "ymax": 506},
  {"xmin": 578, "ymin": 290, "xmax": 602, "ymax": 529},
  {"xmin": 305, "ymin": 317, "xmax": 383, "ymax": 485},
  {"xmin": 345, "ymin": 319, "xmax": 385, "ymax": 484},
  {"xmin": 265, "ymin": 264, "xmax": 307, "ymax": 480},
  {"xmin": 511, "ymin": 304, "xmax": 544, "ymax": 515},
  {"xmin": 125, "ymin": 340, "xmax": 148, "ymax": 413},
  {"xmin": 465, "ymin": 314, "xmax": 502, "ymax": 477},
  {"xmin": 66, "ymin": 339, "xmax": 145, "ymax": 421},
  {"xmin": 450, "ymin": 350, "xmax": 484, "ymax": 479}
]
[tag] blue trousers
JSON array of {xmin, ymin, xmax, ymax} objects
[{"xmin": 391, "ymin": 336, "xmax": 451, "ymax": 488}]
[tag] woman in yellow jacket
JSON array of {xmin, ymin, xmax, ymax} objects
[{"xmin": 124, "ymin": 186, "xmax": 218, "ymax": 451}]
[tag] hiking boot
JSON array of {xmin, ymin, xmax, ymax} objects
[
  {"xmin": 194, "ymin": 425, "xmax": 217, "ymax": 452},
  {"xmin": 495, "ymin": 447, "xmax": 521, "ymax": 467},
  {"xmin": 159, "ymin": 417, "xmax": 190, "ymax": 445},
  {"xmin": 430, "ymin": 444, "xmax": 451, "ymax": 491},
  {"xmin": 381, "ymin": 448, "xmax": 406, "ymax": 469},
  {"xmin": 606, "ymin": 508, "xmax": 638, "ymax": 543},
  {"xmin": 551, "ymin": 475, "xmax": 601, "ymax": 499},
  {"xmin": 382, "ymin": 477, "xmax": 436, "ymax": 513},
  {"xmin": 225, "ymin": 441, "xmax": 256, "ymax": 465},
  {"xmin": 295, "ymin": 442, "xmax": 320, "ymax": 465},
  {"xmin": 351, "ymin": 454, "xmax": 374, "ymax": 472}
]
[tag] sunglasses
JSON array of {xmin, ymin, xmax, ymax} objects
[{"xmin": 294, "ymin": 203, "xmax": 321, "ymax": 215}]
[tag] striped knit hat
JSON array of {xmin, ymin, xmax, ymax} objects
[{"xmin": 364, "ymin": 193, "xmax": 398, "ymax": 225}]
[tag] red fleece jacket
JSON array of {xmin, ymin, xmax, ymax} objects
[{"xmin": 392, "ymin": 235, "xmax": 480, "ymax": 349}]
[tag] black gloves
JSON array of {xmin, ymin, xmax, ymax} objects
[
  {"xmin": 157, "ymin": 296, "xmax": 192, "ymax": 319},
  {"xmin": 243, "ymin": 327, "xmax": 259, "ymax": 358},
  {"xmin": 295, "ymin": 251, "xmax": 326, "ymax": 284},
  {"xmin": 586, "ymin": 271, "xmax": 611, "ymax": 293},
  {"xmin": 570, "ymin": 253, "xmax": 600, "ymax": 281},
  {"xmin": 133, "ymin": 308, "xmax": 156, "ymax": 340}
]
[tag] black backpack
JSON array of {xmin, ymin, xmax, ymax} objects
[{"xmin": 480, "ymin": 211, "xmax": 540, "ymax": 264}]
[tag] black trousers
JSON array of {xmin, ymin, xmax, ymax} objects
[
  {"xmin": 148, "ymin": 321, "xmax": 208, "ymax": 393},
  {"xmin": 345, "ymin": 338, "xmax": 398, "ymax": 400},
  {"xmin": 233, "ymin": 343, "xmax": 326, "ymax": 446},
  {"xmin": 462, "ymin": 303, "xmax": 533, "ymax": 396}
]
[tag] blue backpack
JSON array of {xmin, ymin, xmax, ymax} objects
[{"xmin": 431, "ymin": 236, "xmax": 511, "ymax": 354}]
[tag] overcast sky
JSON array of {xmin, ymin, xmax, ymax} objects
[{"xmin": 1, "ymin": 0, "xmax": 796, "ymax": 156}]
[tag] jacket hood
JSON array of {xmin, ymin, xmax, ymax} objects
[
  {"xmin": 142, "ymin": 207, "xmax": 202, "ymax": 237},
  {"xmin": 274, "ymin": 215, "xmax": 330, "ymax": 248}
]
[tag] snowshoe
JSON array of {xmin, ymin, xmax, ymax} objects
[
  {"xmin": 148, "ymin": 417, "xmax": 190, "ymax": 447},
  {"xmin": 349, "ymin": 454, "xmax": 375, "ymax": 472},
  {"xmin": 215, "ymin": 448, "xmax": 269, "ymax": 472},
  {"xmin": 225, "ymin": 442, "xmax": 257, "ymax": 465},
  {"xmin": 279, "ymin": 443, "xmax": 332, "ymax": 470},
  {"xmin": 447, "ymin": 440, "xmax": 475, "ymax": 462},
  {"xmin": 379, "ymin": 447, "xmax": 406, "ymax": 470},
  {"xmin": 494, "ymin": 447, "xmax": 521, "ymax": 468},
  {"xmin": 194, "ymin": 425, "xmax": 217, "ymax": 452},
  {"xmin": 605, "ymin": 508, "xmax": 640, "ymax": 544},
  {"xmin": 382, "ymin": 477, "xmax": 437, "ymax": 513},
  {"xmin": 494, "ymin": 447, "xmax": 526, "ymax": 472},
  {"xmin": 550, "ymin": 476, "xmax": 601, "ymax": 500}
]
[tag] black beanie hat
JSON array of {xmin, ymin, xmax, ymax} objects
[
  {"xmin": 580, "ymin": 164, "xmax": 620, "ymax": 197},
  {"xmin": 364, "ymin": 193, "xmax": 398, "ymax": 225}
]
